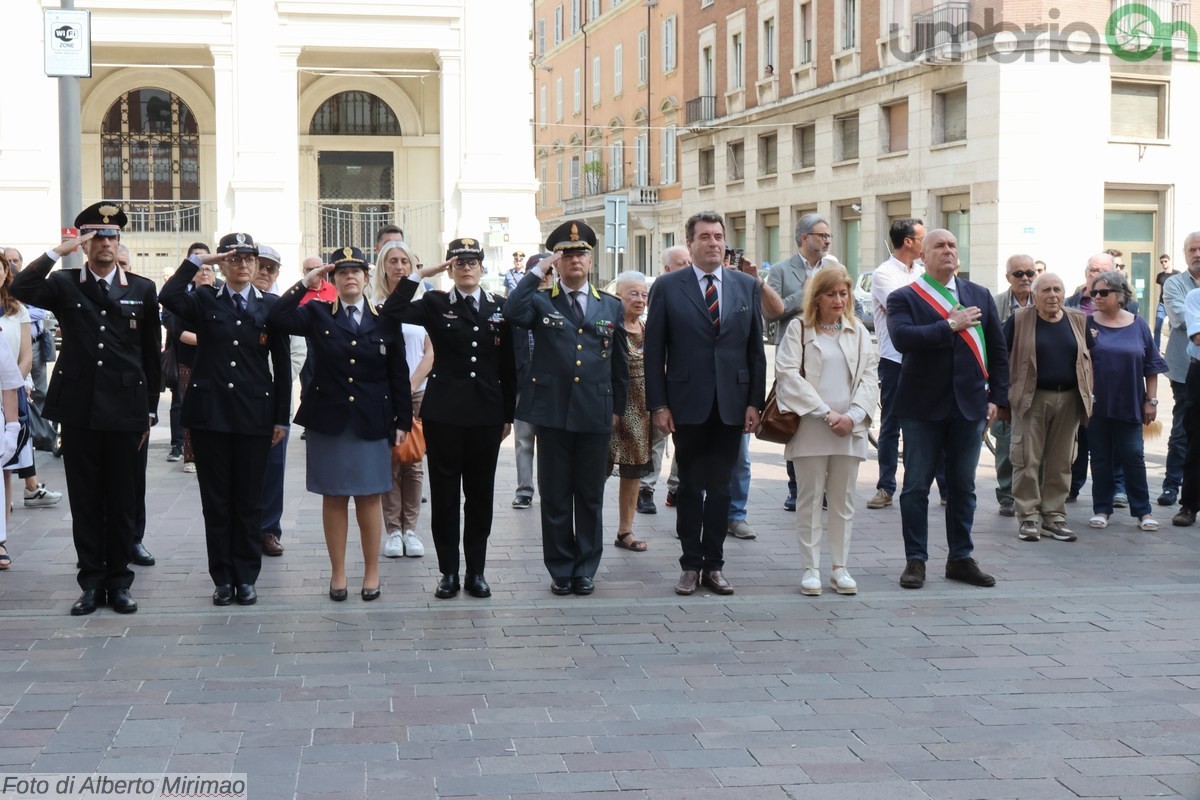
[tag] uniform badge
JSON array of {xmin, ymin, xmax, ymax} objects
[{"xmin": 130, "ymin": 320, "xmax": 137, "ymax": 330}]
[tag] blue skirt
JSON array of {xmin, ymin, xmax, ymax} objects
[{"xmin": 305, "ymin": 427, "xmax": 392, "ymax": 496}]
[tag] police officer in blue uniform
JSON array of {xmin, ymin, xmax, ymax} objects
[
  {"xmin": 381, "ymin": 237, "xmax": 516, "ymax": 599},
  {"xmin": 159, "ymin": 233, "xmax": 293, "ymax": 607},
  {"xmin": 11, "ymin": 202, "xmax": 161, "ymax": 615},
  {"xmin": 504, "ymin": 220, "xmax": 628, "ymax": 596}
]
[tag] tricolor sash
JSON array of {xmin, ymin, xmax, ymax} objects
[{"xmin": 912, "ymin": 273, "xmax": 988, "ymax": 380}]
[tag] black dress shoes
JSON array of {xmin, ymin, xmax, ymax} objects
[
  {"xmin": 900, "ymin": 559, "xmax": 926, "ymax": 589},
  {"xmin": 465, "ymin": 574, "xmax": 491, "ymax": 598},
  {"xmin": 130, "ymin": 542, "xmax": 155, "ymax": 566},
  {"xmin": 551, "ymin": 577, "xmax": 573, "ymax": 595},
  {"xmin": 571, "ymin": 576, "xmax": 595, "ymax": 595},
  {"xmin": 361, "ymin": 586, "xmax": 381, "ymax": 602},
  {"xmin": 212, "ymin": 585, "xmax": 234, "ymax": 606},
  {"xmin": 70, "ymin": 588, "xmax": 105, "ymax": 616},
  {"xmin": 329, "ymin": 583, "xmax": 348, "ymax": 602},
  {"xmin": 109, "ymin": 588, "xmax": 138, "ymax": 614},
  {"xmin": 434, "ymin": 574, "xmax": 460, "ymax": 599},
  {"xmin": 235, "ymin": 584, "xmax": 257, "ymax": 606},
  {"xmin": 945, "ymin": 558, "xmax": 996, "ymax": 587}
]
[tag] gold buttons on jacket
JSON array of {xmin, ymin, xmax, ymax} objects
[
  {"xmin": 576, "ymin": 344, "xmax": 582, "ymax": 351},
  {"xmin": 574, "ymin": 377, "xmax": 580, "ymax": 383}
]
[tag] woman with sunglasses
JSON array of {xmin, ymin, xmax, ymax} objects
[
  {"xmin": 159, "ymin": 233, "xmax": 293, "ymax": 607},
  {"xmin": 381, "ymin": 238, "xmax": 515, "ymax": 600},
  {"xmin": 1085, "ymin": 270, "xmax": 1167, "ymax": 531}
]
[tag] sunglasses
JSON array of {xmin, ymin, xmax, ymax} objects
[
  {"xmin": 85, "ymin": 227, "xmax": 121, "ymax": 239},
  {"xmin": 1092, "ymin": 288, "xmax": 1118, "ymax": 298},
  {"xmin": 1115, "ymin": 263, "xmax": 1126, "ymax": 269},
  {"xmin": 514, "ymin": 253, "xmax": 525, "ymax": 259},
  {"xmin": 257, "ymin": 264, "xmax": 280, "ymax": 274},
  {"xmin": 1009, "ymin": 270, "xmax": 1036, "ymax": 279}
]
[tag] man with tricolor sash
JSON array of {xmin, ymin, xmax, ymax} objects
[{"xmin": 886, "ymin": 229, "xmax": 1009, "ymax": 590}]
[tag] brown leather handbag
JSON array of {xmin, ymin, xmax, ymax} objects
[
  {"xmin": 755, "ymin": 322, "xmax": 804, "ymax": 444},
  {"xmin": 391, "ymin": 418, "xmax": 426, "ymax": 464}
]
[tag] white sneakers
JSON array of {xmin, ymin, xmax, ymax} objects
[
  {"xmin": 801, "ymin": 567, "xmax": 858, "ymax": 596},
  {"xmin": 829, "ymin": 568, "xmax": 858, "ymax": 595},
  {"xmin": 401, "ymin": 530, "xmax": 424, "ymax": 557},
  {"xmin": 383, "ymin": 531, "xmax": 405, "ymax": 558},
  {"xmin": 384, "ymin": 530, "xmax": 425, "ymax": 558},
  {"xmin": 800, "ymin": 569, "xmax": 822, "ymax": 596}
]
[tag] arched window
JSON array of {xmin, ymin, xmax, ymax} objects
[
  {"xmin": 309, "ymin": 91, "xmax": 401, "ymax": 136},
  {"xmin": 101, "ymin": 88, "xmax": 200, "ymax": 209}
]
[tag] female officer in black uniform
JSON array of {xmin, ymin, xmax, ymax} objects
[
  {"xmin": 382, "ymin": 238, "xmax": 516, "ymax": 600},
  {"xmin": 159, "ymin": 233, "xmax": 292, "ymax": 607},
  {"xmin": 269, "ymin": 247, "xmax": 411, "ymax": 601}
]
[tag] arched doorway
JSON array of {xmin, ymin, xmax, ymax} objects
[
  {"xmin": 101, "ymin": 88, "xmax": 202, "ymax": 234},
  {"xmin": 308, "ymin": 91, "xmax": 401, "ymax": 254}
]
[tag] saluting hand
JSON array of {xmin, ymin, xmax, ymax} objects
[
  {"xmin": 53, "ymin": 231, "xmax": 96, "ymax": 257},
  {"xmin": 303, "ymin": 263, "xmax": 334, "ymax": 289},
  {"xmin": 417, "ymin": 258, "xmax": 455, "ymax": 280}
]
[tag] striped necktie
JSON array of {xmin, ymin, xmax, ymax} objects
[{"xmin": 704, "ymin": 274, "xmax": 720, "ymax": 330}]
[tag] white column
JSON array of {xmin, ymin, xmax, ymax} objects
[
  {"xmin": 275, "ymin": 46, "xmax": 303, "ymax": 272},
  {"xmin": 210, "ymin": 45, "xmax": 236, "ymax": 234},
  {"xmin": 438, "ymin": 50, "xmax": 464, "ymax": 247}
]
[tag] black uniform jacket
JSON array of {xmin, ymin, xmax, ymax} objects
[
  {"xmin": 12, "ymin": 253, "xmax": 160, "ymax": 432},
  {"xmin": 381, "ymin": 279, "xmax": 516, "ymax": 427},
  {"xmin": 269, "ymin": 281, "xmax": 412, "ymax": 440},
  {"xmin": 159, "ymin": 260, "xmax": 292, "ymax": 434}
]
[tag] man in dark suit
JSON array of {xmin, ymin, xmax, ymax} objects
[
  {"xmin": 504, "ymin": 221, "xmax": 628, "ymax": 596},
  {"xmin": 12, "ymin": 202, "xmax": 161, "ymax": 615},
  {"xmin": 887, "ymin": 228, "xmax": 1009, "ymax": 590},
  {"xmin": 644, "ymin": 211, "xmax": 766, "ymax": 596}
]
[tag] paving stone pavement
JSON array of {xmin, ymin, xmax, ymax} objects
[{"xmin": 0, "ymin": 384, "xmax": 1198, "ymax": 799}]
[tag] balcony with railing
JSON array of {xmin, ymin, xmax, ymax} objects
[
  {"xmin": 685, "ymin": 95, "xmax": 716, "ymax": 126},
  {"xmin": 630, "ymin": 187, "xmax": 659, "ymax": 205},
  {"xmin": 912, "ymin": 1, "xmax": 971, "ymax": 57},
  {"xmin": 1108, "ymin": 0, "xmax": 1194, "ymax": 53}
]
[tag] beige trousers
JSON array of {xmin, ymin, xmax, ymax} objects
[
  {"xmin": 381, "ymin": 391, "xmax": 425, "ymax": 534},
  {"xmin": 791, "ymin": 454, "xmax": 860, "ymax": 572},
  {"xmin": 1011, "ymin": 388, "xmax": 1084, "ymax": 524}
]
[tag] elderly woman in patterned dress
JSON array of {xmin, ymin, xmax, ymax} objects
[{"xmin": 608, "ymin": 271, "xmax": 652, "ymax": 551}]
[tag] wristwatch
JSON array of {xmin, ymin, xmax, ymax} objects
[
  {"xmin": 947, "ymin": 318, "xmax": 960, "ymax": 332},
  {"xmin": 1147, "ymin": 397, "xmax": 1160, "ymax": 406}
]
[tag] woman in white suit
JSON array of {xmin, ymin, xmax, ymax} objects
[{"xmin": 775, "ymin": 265, "xmax": 878, "ymax": 596}]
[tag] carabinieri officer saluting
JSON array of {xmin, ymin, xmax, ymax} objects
[
  {"xmin": 11, "ymin": 202, "xmax": 161, "ymax": 616},
  {"xmin": 381, "ymin": 237, "xmax": 516, "ymax": 601}
]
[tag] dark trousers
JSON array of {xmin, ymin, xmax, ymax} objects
[
  {"xmin": 190, "ymin": 430, "xmax": 270, "ymax": 587},
  {"xmin": 1164, "ymin": 379, "xmax": 1187, "ymax": 494},
  {"xmin": 168, "ymin": 382, "xmax": 184, "ymax": 451},
  {"xmin": 1072, "ymin": 424, "xmax": 1125, "ymax": 496},
  {"xmin": 876, "ymin": 357, "xmax": 903, "ymax": 494},
  {"xmin": 535, "ymin": 426, "xmax": 610, "ymax": 579},
  {"xmin": 1088, "ymin": 415, "xmax": 1152, "ymax": 518},
  {"xmin": 134, "ymin": 437, "xmax": 148, "ymax": 544},
  {"xmin": 60, "ymin": 424, "xmax": 141, "ymax": 592},
  {"xmin": 424, "ymin": 419, "xmax": 504, "ymax": 577},
  {"xmin": 261, "ymin": 428, "xmax": 288, "ymax": 538},
  {"xmin": 672, "ymin": 402, "xmax": 743, "ymax": 572},
  {"xmin": 1179, "ymin": 364, "xmax": 1200, "ymax": 511},
  {"xmin": 899, "ymin": 409, "xmax": 986, "ymax": 562}
]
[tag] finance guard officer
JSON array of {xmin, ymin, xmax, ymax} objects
[
  {"xmin": 504, "ymin": 220, "xmax": 628, "ymax": 596},
  {"xmin": 11, "ymin": 202, "xmax": 161, "ymax": 615}
]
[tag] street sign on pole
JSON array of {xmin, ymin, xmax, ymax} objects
[
  {"xmin": 44, "ymin": 9, "xmax": 91, "ymax": 78},
  {"xmin": 603, "ymin": 194, "xmax": 628, "ymax": 277}
]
